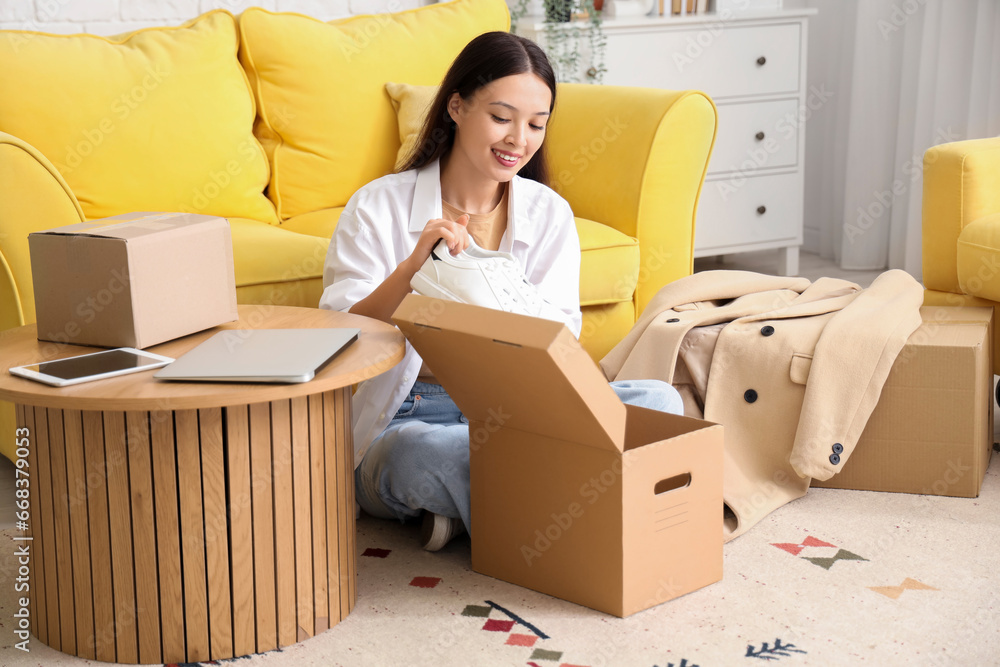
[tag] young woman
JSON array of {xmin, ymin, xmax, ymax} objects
[{"xmin": 320, "ymin": 31, "xmax": 682, "ymax": 550}]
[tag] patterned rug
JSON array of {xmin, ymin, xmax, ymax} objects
[{"xmin": 1, "ymin": 455, "xmax": 998, "ymax": 666}]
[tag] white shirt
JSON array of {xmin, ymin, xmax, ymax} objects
[{"xmin": 319, "ymin": 159, "xmax": 583, "ymax": 467}]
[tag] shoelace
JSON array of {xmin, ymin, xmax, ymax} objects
[
  {"xmin": 482, "ymin": 259, "xmax": 545, "ymax": 314},
  {"xmin": 437, "ymin": 239, "xmax": 560, "ymax": 317}
]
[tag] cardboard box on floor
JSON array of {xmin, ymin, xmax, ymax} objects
[
  {"xmin": 813, "ymin": 306, "xmax": 994, "ymax": 497},
  {"xmin": 29, "ymin": 212, "xmax": 238, "ymax": 349},
  {"xmin": 393, "ymin": 294, "xmax": 724, "ymax": 618}
]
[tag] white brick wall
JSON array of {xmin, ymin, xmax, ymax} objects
[
  {"xmin": 0, "ymin": 0, "xmax": 431, "ymax": 35},
  {"xmin": 279, "ymin": 0, "xmax": 349, "ymax": 17},
  {"xmin": 42, "ymin": 0, "xmax": 118, "ymax": 22},
  {"xmin": 0, "ymin": 1, "xmax": 33, "ymax": 22},
  {"xmin": 121, "ymin": 0, "xmax": 200, "ymax": 20},
  {"xmin": 347, "ymin": 0, "xmax": 409, "ymax": 15},
  {"xmin": 199, "ymin": 0, "xmax": 278, "ymax": 15}
]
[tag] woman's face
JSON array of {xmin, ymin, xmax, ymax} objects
[{"xmin": 447, "ymin": 72, "xmax": 552, "ymax": 183}]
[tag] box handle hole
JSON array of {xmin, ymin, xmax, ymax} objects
[
  {"xmin": 654, "ymin": 473, "xmax": 691, "ymax": 495},
  {"xmin": 492, "ymin": 339, "xmax": 522, "ymax": 348}
]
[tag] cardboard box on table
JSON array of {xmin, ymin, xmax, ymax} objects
[
  {"xmin": 813, "ymin": 306, "xmax": 993, "ymax": 497},
  {"xmin": 29, "ymin": 212, "xmax": 238, "ymax": 349},
  {"xmin": 393, "ymin": 294, "xmax": 724, "ymax": 617}
]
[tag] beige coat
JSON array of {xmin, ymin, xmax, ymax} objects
[{"xmin": 600, "ymin": 270, "xmax": 923, "ymax": 541}]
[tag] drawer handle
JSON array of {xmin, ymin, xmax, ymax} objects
[
  {"xmin": 757, "ymin": 205, "xmax": 767, "ymax": 215},
  {"xmin": 755, "ymin": 131, "xmax": 765, "ymax": 141},
  {"xmin": 757, "ymin": 56, "xmax": 767, "ymax": 66}
]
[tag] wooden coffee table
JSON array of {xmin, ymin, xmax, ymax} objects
[{"xmin": 0, "ymin": 305, "xmax": 404, "ymax": 664}]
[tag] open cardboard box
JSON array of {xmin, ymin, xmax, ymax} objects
[
  {"xmin": 813, "ymin": 306, "xmax": 994, "ymax": 497},
  {"xmin": 29, "ymin": 211, "xmax": 237, "ymax": 349},
  {"xmin": 393, "ymin": 294, "xmax": 724, "ymax": 617}
]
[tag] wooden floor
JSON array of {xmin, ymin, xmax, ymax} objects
[{"xmin": 0, "ymin": 250, "xmax": 971, "ymax": 531}]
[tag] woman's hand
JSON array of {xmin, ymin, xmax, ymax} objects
[
  {"xmin": 347, "ymin": 214, "xmax": 470, "ymax": 324},
  {"xmin": 409, "ymin": 214, "xmax": 470, "ymax": 268}
]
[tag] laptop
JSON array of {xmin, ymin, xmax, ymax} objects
[{"xmin": 154, "ymin": 328, "xmax": 360, "ymax": 383}]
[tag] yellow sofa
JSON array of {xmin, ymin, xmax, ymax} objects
[
  {"xmin": 0, "ymin": 0, "xmax": 717, "ymax": 462},
  {"xmin": 921, "ymin": 136, "xmax": 1000, "ymax": 377}
]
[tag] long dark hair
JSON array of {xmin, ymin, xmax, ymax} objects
[{"xmin": 396, "ymin": 31, "xmax": 556, "ymax": 186}]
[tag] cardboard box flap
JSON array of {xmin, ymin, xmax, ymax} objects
[
  {"xmin": 31, "ymin": 212, "xmax": 224, "ymax": 241},
  {"xmin": 916, "ymin": 307, "xmax": 992, "ymax": 349},
  {"xmin": 919, "ymin": 305, "xmax": 992, "ymax": 326},
  {"xmin": 393, "ymin": 295, "xmax": 627, "ymax": 452}
]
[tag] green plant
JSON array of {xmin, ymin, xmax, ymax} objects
[{"xmin": 510, "ymin": 0, "xmax": 607, "ymax": 85}]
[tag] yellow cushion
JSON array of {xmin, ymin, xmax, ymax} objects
[
  {"xmin": 229, "ymin": 217, "xmax": 328, "ymax": 307},
  {"xmin": 281, "ymin": 207, "xmax": 345, "ymax": 239},
  {"xmin": 0, "ymin": 11, "xmax": 277, "ymax": 223},
  {"xmin": 386, "ymin": 82, "xmax": 437, "ymax": 170},
  {"xmin": 238, "ymin": 0, "xmax": 509, "ymax": 221},
  {"xmin": 230, "ymin": 216, "xmax": 327, "ymax": 286},
  {"xmin": 577, "ymin": 217, "xmax": 640, "ymax": 306},
  {"xmin": 957, "ymin": 212, "xmax": 1000, "ymax": 302}
]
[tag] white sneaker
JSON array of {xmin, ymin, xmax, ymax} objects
[
  {"xmin": 410, "ymin": 238, "xmax": 566, "ymax": 322},
  {"xmin": 420, "ymin": 512, "xmax": 465, "ymax": 551}
]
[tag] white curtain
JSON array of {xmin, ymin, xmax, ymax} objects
[{"xmin": 799, "ymin": 0, "xmax": 1000, "ymax": 278}]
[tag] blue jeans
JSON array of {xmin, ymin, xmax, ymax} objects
[{"xmin": 354, "ymin": 379, "xmax": 684, "ymax": 534}]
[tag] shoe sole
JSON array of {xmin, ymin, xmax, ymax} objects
[
  {"xmin": 421, "ymin": 513, "xmax": 464, "ymax": 551},
  {"xmin": 410, "ymin": 271, "xmax": 479, "ymax": 307}
]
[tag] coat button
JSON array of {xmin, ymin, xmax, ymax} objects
[
  {"xmin": 832, "ymin": 443, "xmax": 844, "ymax": 454},
  {"xmin": 761, "ymin": 325, "xmax": 775, "ymax": 336},
  {"xmin": 829, "ymin": 453, "xmax": 841, "ymax": 465},
  {"xmin": 744, "ymin": 389, "xmax": 758, "ymax": 403},
  {"xmin": 666, "ymin": 317, "xmax": 680, "ymax": 323}
]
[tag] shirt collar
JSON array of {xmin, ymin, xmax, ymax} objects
[
  {"xmin": 408, "ymin": 157, "xmax": 524, "ymax": 252},
  {"xmin": 408, "ymin": 159, "xmax": 443, "ymax": 233}
]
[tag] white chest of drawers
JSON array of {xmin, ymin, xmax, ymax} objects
[{"xmin": 519, "ymin": 8, "xmax": 816, "ymax": 275}]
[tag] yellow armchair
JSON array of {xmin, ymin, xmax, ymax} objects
[
  {"xmin": 0, "ymin": 131, "xmax": 86, "ymax": 331},
  {"xmin": 921, "ymin": 136, "xmax": 1000, "ymax": 374},
  {"xmin": 0, "ymin": 131, "xmax": 87, "ymax": 463},
  {"xmin": 548, "ymin": 84, "xmax": 717, "ymax": 352}
]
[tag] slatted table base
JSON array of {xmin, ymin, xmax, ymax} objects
[{"xmin": 16, "ymin": 387, "xmax": 356, "ymax": 663}]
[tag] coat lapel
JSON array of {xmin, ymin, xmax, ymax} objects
[
  {"xmin": 731, "ymin": 277, "xmax": 862, "ymax": 325},
  {"xmin": 601, "ymin": 271, "xmax": 811, "ymax": 379}
]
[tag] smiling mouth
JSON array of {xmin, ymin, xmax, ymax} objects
[{"xmin": 492, "ymin": 149, "xmax": 520, "ymax": 164}]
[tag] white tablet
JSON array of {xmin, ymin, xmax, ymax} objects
[{"xmin": 9, "ymin": 348, "xmax": 174, "ymax": 387}]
